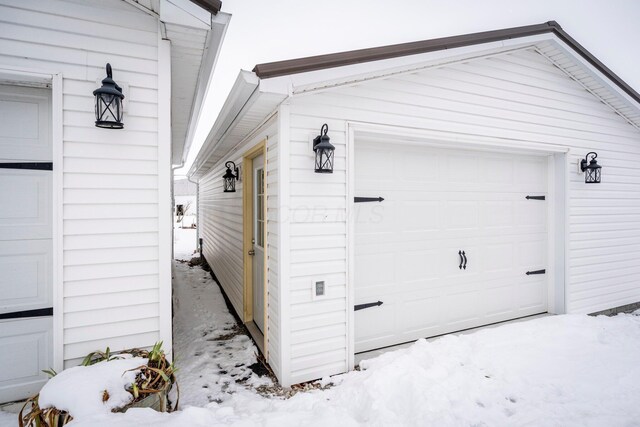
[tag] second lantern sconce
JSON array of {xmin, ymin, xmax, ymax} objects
[{"xmin": 223, "ymin": 161, "xmax": 239, "ymax": 193}]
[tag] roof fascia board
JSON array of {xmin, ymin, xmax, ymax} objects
[
  {"xmin": 188, "ymin": 70, "xmax": 260, "ymax": 177},
  {"xmin": 259, "ymin": 33, "xmax": 556, "ymax": 96},
  {"xmin": 180, "ymin": 11, "xmax": 231, "ymax": 165},
  {"xmin": 254, "ymin": 22, "xmax": 559, "ymax": 79},
  {"xmin": 161, "ymin": 0, "xmax": 211, "ymax": 29}
]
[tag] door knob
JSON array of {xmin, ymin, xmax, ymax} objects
[{"xmin": 248, "ymin": 250, "xmax": 255, "ymax": 256}]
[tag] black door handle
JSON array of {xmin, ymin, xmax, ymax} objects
[
  {"xmin": 462, "ymin": 251, "xmax": 467, "ymax": 270},
  {"xmin": 459, "ymin": 250, "xmax": 463, "ymax": 270}
]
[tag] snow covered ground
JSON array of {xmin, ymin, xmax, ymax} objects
[
  {"xmin": 4, "ymin": 228, "xmax": 640, "ymax": 426},
  {"xmin": 174, "ymin": 227, "xmax": 198, "ymax": 260}
]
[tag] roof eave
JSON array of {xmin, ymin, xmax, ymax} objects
[
  {"xmin": 253, "ymin": 21, "xmax": 640, "ymax": 106},
  {"xmin": 179, "ymin": 11, "xmax": 232, "ymax": 166}
]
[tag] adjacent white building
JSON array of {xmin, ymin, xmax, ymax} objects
[
  {"xmin": 189, "ymin": 22, "xmax": 640, "ymax": 387},
  {"xmin": 0, "ymin": 0, "xmax": 229, "ymax": 403}
]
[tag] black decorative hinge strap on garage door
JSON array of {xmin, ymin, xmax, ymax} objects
[
  {"xmin": 526, "ymin": 269, "xmax": 546, "ymax": 275},
  {"xmin": 354, "ymin": 301, "xmax": 383, "ymax": 311},
  {"xmin": 525, "ymin": 195, "xmax": 545, "ymax": 200},
  {"xmin": 354, "ymin": 197, "xmax": 384, "ymax": 203},
  {"xmin": 0, "ymin": 162, "xmax": 53, "ymax": 171}
]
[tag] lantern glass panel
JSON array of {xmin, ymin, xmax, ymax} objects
[
  {"xmin": 223, "ymin": 175, "xmax": 235, "ymax": 192},
  {"xmin": 315, "ymin": 147, "xmax": 334, "ymax": 173},
  {"xmin": 586, "ymin": 167, "xmax": 601, "ymax": 184},
  {"xmin": 95, "ymin": 94, "xmax": 123, "ymax": 129}
]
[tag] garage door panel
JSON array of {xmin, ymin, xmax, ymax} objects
[
  {"xmin": 399, "ymin": 201, "xmax": 440, "ymax": 233},
  {"xmin": 0, "ymin": 317, "xmax": 52, "ymax": 403},
  {"xmin": 0, "ymin": 169, "xmax": 52, "ymax": 241},
  {"xmin": 355, "ymin": 252, "xmax": 395, "ymax": 287},
  {"xmin": 399, "ymin": 296, "xmax": 442, "ymax": 334},
  {"xmin": 482, "ymin": 200, "xmax": 514, "ymax": 228},
  {"xmin": 0, "ymin": 85, "xmax": 51, "ymax": 162},
  {"xmin": 397, "ymin": 249, "xmax": 442, "ymax": 283},
  {"xmin": 0, "ymin": 240, "xmax": 53, "ymax": 314},
  {"xmin": 354, "ymin": 204, "xmax": 394, "ymax": 234},
  {"xmin": 517, "ymin": 158, "xmax": 547, "ymax": 189},
  {"xmin": 355, "ymin": 139, "xmax": 549, "ymax": 353}
]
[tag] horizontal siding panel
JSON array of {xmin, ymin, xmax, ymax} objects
[
  {"xmin": 64, "ymin": 274, "xmax": 158, "ymax": 297},
  {"xmin": 291, "ymin": 336, "xmax": 345, "ymax": 359},
  {"xmin": 64, "ymin": 288, "xmax": 159, "ymax": 312},
  {"xmin": 65, "ymin": 317, "xmax": 159, "ymax": 344},
  {"xmin": 64, "ymin": 331, "xmax": 159, "ymax": 360},
  {"xmin": 63, "ymin": 232, "xmax": 158, "ymax": 250},
  {"xmin": 64, "ymin": 218, "xmax": 158, "ymax": 235},
  {"xmin": 63, "ymin": 158, "xmax": 158, "ymax": 175},
  {"xmin": 64, "ymin": 204, "xmax": 158, "ymax": 219},
  {"xmin": 64, "ymin": 303, "xmax": 159, "ymax": 329},
  {"xmin": 64, "ymin": 174, "xmax": 158, "ymax": 191},
  {"xmin": 291, "ymin": 324, "xmax": 345, "ymax": 346},
  {"xmin": 64, "ymin": 260, "xmax": 159, "ymax": 281},
  {"xmin": 63, "ymin": 142, "xmax": 158, "ymax": 161},
  {"xmin": 64, "ymin": 189, "xmax": 158, "ymax": 204},
  {"xmin": 64, "ymin": 246, "xmax": 158, "ymax": 266},
  {"xmin": 290, "ymin": 350, "xmax": 346, "ymax": 377}
]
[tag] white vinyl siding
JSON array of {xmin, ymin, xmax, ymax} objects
[
  {"xmin": 0, "ymin": 0, "xmax": 165, "ymax": 367},
  {"xmin": 197, "ymin": 122, "xmax": 281, "ymax": 376},
  {"xmin": 285, "ymin": 47, "xmax": 640, "ymax": 383}
]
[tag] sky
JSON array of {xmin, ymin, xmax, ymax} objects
[{"xmin": 176, "ymin": 0, "xmax": 640, "ymax": 176}]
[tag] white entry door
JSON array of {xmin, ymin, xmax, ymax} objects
[
  {"xmin": 354, "ymin": 137, "xmax": 549, "ymax": 353},
  {"xmin": 0, "ymin": 84, "xmax": 53, "ymax": 403},
  {"xmin": 252, "ymin": 155, "xmax": 265, "ymax": 332}
]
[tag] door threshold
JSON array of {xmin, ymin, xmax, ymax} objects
[
  {"xmin": 245, "ymin": 321, "xmax": 264, "ymax": 354},
  {"xmin": 355, "ymin": 312, "xmax": 550, "ymax": 366}
]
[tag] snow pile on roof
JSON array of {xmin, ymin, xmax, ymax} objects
[
  {"xmin": 66, "ymin": 313, "xmax": 640, "ymax": 426},
  {"xmin": 38, "ymin": 356, "xmax": 147, "ymax": 419}
]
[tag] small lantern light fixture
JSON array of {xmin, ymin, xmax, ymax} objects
[
  {"xmin": 580, "ymin": 152, "xmax": 602, "ymax": 184},
  {"xmin": 93, "ymin": 63, "xmax": 124, "ymax": 129},
  {"xmin": 313, "ymin": 124, "xmax": 335, "ymax": 173},
  {"xmin": 223, "ymin": 161, "xmax": 239, "ymax": 193}
]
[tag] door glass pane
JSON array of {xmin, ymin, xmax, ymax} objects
[{"xmin": 255, "ymin": 167, "xmax": 265, "ymax": 248}]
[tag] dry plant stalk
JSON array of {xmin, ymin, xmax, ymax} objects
[{"xmin": 19, "ymin": 342, "xmax": 177, "ymax": 427}]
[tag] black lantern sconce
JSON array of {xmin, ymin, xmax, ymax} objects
[
  {"xmin": 93, "ymin": 63, "xmax": 124, "ymax": 129},
  {"xmin": 313, "ymin": 124, "xmax": 335, "ymax": 173},
  {"xmin": 223, "ymin": 161, "xmax": 239, "ymax": 193},
  {"xmin": 580, "ymin": 152, "xmax": 602, "ymax": 184}
]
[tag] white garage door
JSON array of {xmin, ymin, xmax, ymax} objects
[
  {"xmin": 0, "ymin": 84, "xmax": 53, "ymax": 403},
  {"xmin": 354, "ymin": 137, "xmax": 548, "ymax": 353}
]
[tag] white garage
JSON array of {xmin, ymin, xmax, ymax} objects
[
  {"xmin": 189, "ymin": 21, "xmax": 640, "ymax": 387},
  {"xmin": 354, "ymin": 137, "xmax": 549, "ymax": 352},
  {"xmin": 0, "ymin": 0, "xmax": 230, "ymax": 403}
]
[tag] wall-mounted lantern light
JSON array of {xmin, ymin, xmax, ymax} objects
[
  {"xmin": 313, "ymin": 123, "xmax": 335, "ymax": 173},
  {"xmin": 93, "ymin": 63, "xmax": 124, "ymax": 129},
  {"xmin": 223, "ymin": 161, "xmax": 239, "ymax": 192},
  {"xmin": 580, "ymin": 152, "xmax": 601, "ymax": 184}
]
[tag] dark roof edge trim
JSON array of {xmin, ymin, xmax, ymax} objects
[
  {"xmin": 252, "ymin": 21, "xmax": 640, "ymax": 105},
  {"xmin": 189, "ymin": 0, "xmax": 222, "ymax": 15}
]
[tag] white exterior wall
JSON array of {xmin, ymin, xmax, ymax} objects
[
  {"xmin": 197, "ymin": 120, "xmax": 282, "ymax": 378},
  {"xmin": 0, "ymin": 0, "xmax": 170, "ymax": 367},
  {"xmin": 284, "ymin": 47, "xmax": 640, "ymax": 383}
]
